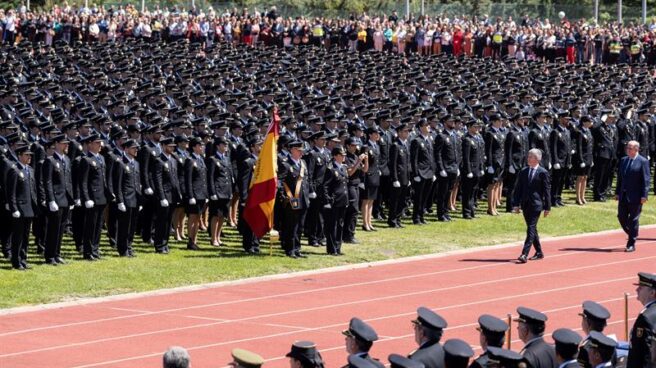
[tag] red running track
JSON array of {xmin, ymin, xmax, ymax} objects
[{"xmin": 1, "ymin": 227, "xmax": 655, "ymax": 368}]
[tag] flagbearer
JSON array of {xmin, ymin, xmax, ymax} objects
[{"xmin": 278, "ymin": 140, "xmax": 310, "ymax": 258}]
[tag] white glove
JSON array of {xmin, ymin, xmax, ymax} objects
[
  {"xmin": 309, "ymin": 192, "xmax": 317, "ymax": 199},
  {"xmin": 358, "ymin": 183, "xmax": 365, "ymax": 189},
  {"xmin": 75, "ymin": 199, "xmax": 81, "ymax": 207},
  {"xmin": 580, "ymin": 163, "xmax": 586, "ymax": 168},
  {"xmin": 139, "ymin": 206, "xmax": 143, "ymax": 211},
  {"xmin": 571, "ymin": 150, "xmax": 576, "ymax": 155},
  {"xmin": 41, "ymin": 200, "xmax": 46, "ymax": 207},
  {"xmin": 487, "ymin": 166, "xmax": 494, "ymax": 174},
  {"xmin": 548, "ymin": 163, "xmax": 552, "ymax": 170},
  {"xmin": 432, "ymin": 175, "xmax": 437, "ymax": 182},
  {"xmin": 144, "ymin": 187, "xmax": 154, "ymax": 195},
  {"xmin": 480, "ymin": 170, "xmax": 485, "ymax": 176},
  {"xmin": 554, "ymin": 163, "xmax": 561, "ymax": 170},
  {"xmin": 323, "ymin": 204, "xmax": 332, "ymax": 209},
  {"xmin": 439, "ymin": 170, "xmax": 447, "ymax": 177},
  {"xmin": 160, "ymin": 199, "xmax": 169, "ymax": 207},
  {"xmin": 210, "ymin": 195, "xmax": 218, "ymax": 201},
  {"xmin": 84, "ymin": 200, "xmax": 94, "ymax": 209},
  {"xmin": 69, "ymin": 205, "xmax": 74, "ymax": 210},
  {"xmin": 414, "ymin": 176, "xmax": 421, "ymax": 182},
  {"xmin": 467, "ymin": 172, "xmax": 474, "ymax": 179},
  {"xmin": 591, "ymin": 162, "xmax": 594, "ymax": 167},
  {"xmin": 48, "ymin": 201, "xmax": 59, "ymax": 212},
  {"xmin": 12, "ymin": 211, "xmax": 20, "ymax": 218},
  {"xmin": 456, "ymin": 169, "xmax": 460, "ymax": 176},
  {"xmin": 392, "ymin": 181, "xmax": 401, "ymax": 188},
  {"xmin": 509, "ymin": 166, "xmax": 516, "ymax": 174},
  {"xmin": 189, "ymin": 198, "xmax": 196, "ymax": 205},
  {"xmin": 117, "ymin": 203, "xmax": 127, "ymax": 212}
]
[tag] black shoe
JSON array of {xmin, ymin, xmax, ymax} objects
[
  {"xmin": 83, "ymin": 255, "xmax": 97, "ymax": 261},
  {"xmin": 156, "ymin": 248, "xmax": 169, "ymax": 254},
  {"xmin": 445, "ymin": 215, "xmax": 452, "ymax": 221},
  {"xmin": 45, "ymin": 258, "xmax": 58, "ymax": 266},
  {"xmin": 529, "ymin": 253, "xmax": 544, "ymax": 260},
  {"xmin": 286, "ymin": 253, "xmax": 298, "ymax": 259},
  {"xmin": 517, "ymin": 255, "xmax": 528, "ymax": 264},
  {"xmin": 13, "ymin": 265, "xmax": 26, "ymax": 271},
  {"xmin": 55, "ymin": 257, "xmax": 66, "ymax": 264},
  {"xmin": 388, "ymin": 222, "xmax": 400, "ymax": 228},
  {"xmin": 420, "ymin": 219, "xmax": 428, "ymax": 225},
  {"xmin": 463, "ymin": 215, "xmax": 473, "ymax": 220},
  {"xmin": 295, "ymin": 252, "xmax": 308, "ymax": 258},
  {"xmin": 626, "ymin": 246, "xmax": 636, "ymax": 252},
  {"xmin": 438, "ymin": 216, "xmax": 450, "ymax": 222},
  {"xmin": 343, "ymin": 238, "xmax": 359, "ymax": 244},
  {"xmin": 187, "ymin": 242, "xmax": 200, "ymax": 250}
]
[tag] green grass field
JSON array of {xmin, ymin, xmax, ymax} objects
[{"xmin": 1, "ymin": 191, "xmax": 655, "ymax": 309}]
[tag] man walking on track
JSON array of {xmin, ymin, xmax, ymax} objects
[
  {"xmin": 616, "ymin": 140, "xmax": 650, "ymax": 252},
  {"xmin": 513, "ymin": 149, "xmax": 551, "ymax": 264}
]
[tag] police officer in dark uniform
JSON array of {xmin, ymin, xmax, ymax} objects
[
  {"xmin": 7, "ymin": 143, "xmax": 37, "ymax": 270},
  {"xmin": 587, "ymin": 332, "xmax": 617, "ymax": 368},
  {"xmin": 322, "ymin": 145, "xmax": 349, "ymax": 256},
  {"xmin": 207, "ymin": 137, "xmax": 233, "ymax": 248},
  {"xmin": 409, "ymin": 307, "xmax": 447, "ymax": 368},
  {"xmin": 278, "ymin": 140, "xmax": 310, "ymax": 258},
  {"xmin": 42, "ymin": 133, "xmax": 72, "ymax": 265},
  {"xmin": 342, "ymin": 317, "xmax": 385, "ymax": 368},
  {"xmin": 304, "ymin": 131, "xmax": 329, "ymax": 246},
  {"xmin": 434, "ymin": 116, "xmax": 461, "ymax": 222},
  {"xmin": 593, "ymin": 111, "xmax": 617, "ymax": 202},
  {"xmin": 443, "ymin": 339, "xmax": 474, "ymax": 368},
  {"xmin": 152, "ymin": 137, "xmax": 181, "ymax": 254},
  {"xmin": 361, "ymin": 127, "xmax": 381, "ymax": 231},
  {"xmin": 79, "ymin": 134, "xmax": 107, "ymax": 261},
  {"xmin": 504, "ymin": 115, "xmax": 529, "ymax": 213},
  {"xmin": 578, "ymin": 300, "xmax": 611, "ymax": 368},
  {"xmin": 550, "ymin": 111, "xmax": 573, "ymax": 207},
  {"xmin": 461, "ymin": 120, "xmax": 485, "ymax": 219},
  {"xmin": 469, "ymin": 314, "xmax": 509, "ymax": 368},
  {"xmin": 551, "ymin": 328, "xmax": 582, "ymax": 368},
  {"xmin": 343, "ymin": 137, "xmax": 367, "ymax": 243},
  {"xmin": 113, "ymin": 139, "xmax": 141, "ymax": 257},
  {"xmin": 388, "ymin": 124, "xmax": 410, "ymax": 228},
  {"xmin": 104, "ymin": 126, "xmax": 127, "ymax": 249},
  {"xmin": 515, "ymin": 307, "xmax": 557, "ymax": 368},
  {"xmin": 184, "ymin": 137, "xmax": 208, "ymax": 251},
  {"xmin": 484, "ymin": 114, "xmax": 505, "ymax": 216},
  {"xmin": 573, "ymin": 116, "xmax": 594, "ymax": 205},
  {"xmin": 137, "ymin": 125, "xmax": 162, "ymax": 244},
  {"xmin": 485, "ymin": 347, "xmax": 525, "ymax": 368},
  {"xmin": 628, "ymin": 272, "xmax": 656, "ymax": 368},
  {"xmin": 411, "ymin": 120, "xmax": 436, "ymax": 225},
  {"xmin": 529, "ymin": 111, "xmax": 552, "ymax": 170},
  {"xmin": 238, "ymin": 136, "xmax": 263, "ymax": 254}
]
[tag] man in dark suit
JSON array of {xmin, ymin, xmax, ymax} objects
[
  {"xmin": 616, "ymin": 140, "xmax": 650, "ymax": 252},
  {"xmin": 79, "ymin": 134, "xmax": 108, "ymax": 261},
  {"xmin": 515, "ymin": 307, "xmax": 557, "ymax": 368},
  {"xmin": 551, "ymin": 328, "xmax": 582, "ymax": 368},
  {"xmin": 42, "ymin": 134, "xmax": 72, "ymax": 265},
  {"xmin": 513, "ymin": 148, "xmax": 551, "ymax": 263},
  {"xmin": 627, "ymin": 272, "xmax": 656, "ymax": 368},
  {"xmin": 408, "ymin": 307, "xmax": 447, "ymax": 368},
  {"xmin": 6, "ymin": 143, "xmax": 37, "ymax": 270},
  {"xmin": 113, "ymin": 139, "xmax": 141, "ymax": 257}
]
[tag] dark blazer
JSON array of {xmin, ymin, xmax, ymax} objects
[
  {"xmin": 278, "ymin": 158, "xmax": 310, "ymax": 209},
  {"xmin": 592, "ymin": 123, "xmax": 616, "ymax": 160},
  {"xmin": 485, "ymin": 128, "xmax": 506, "ymax": 168},
  {"xmin": 408, "ymin": 341, "xmax": 445, "ymax": 368},
  {"xmin": 237, "ymin": 153, "xmax": 257, "ymax": 203},
  {"xmin": 113, "ymin": 157, "xmax": 141, "ymax": 208},
  {"xmin": 468, "ymin": 353, "xmax": 488, "ymax": 368},
  {"xmin": 520, "ymin": 337, "xmax": 557, "ymax": 368},
  {"xmin": 410, "ymin": 135, "xmax": 436, "ymax": 179},
  {"xmin": 43, "ymin": 154, "xmax": 73, "ymax": 207},
  {"xmin": 505, "ymin": 125, "xmax": 528, "ymax": 171},
  {"xmin": 573, "ymin": 127, "xmax": 594, "ymax": 167},
  {"xmin": 461, "ymin": 133, "xmax": 484, "ymax": 178},
  {"xmin": 137, "ymin": 142, "xmax": 158, "ymax": 192},
  {"xmin": 79, "ymin": 153, "xmax": 108, "ymax": 206},
  {"xmin": 512, "ymin": 166, "xmax": 551, "ymax": 212},
  {"xmin": 322, "ymin": 160, "xmax": 349, "ymax": 208},
  {"xmin": 434, "ymin": 130, "xmax": 461, "ymax": 175},
  {"xmin": 616, "ymin": 154, "xmax": 650, "ymax": 204},
  {"xmin": 153, "ymin": 154, "xmax": 182, "ymax": 204},
  {"xmin": 529, "ymin": 126, "xmax": 552, "ymax": 166},
  {"xmin": 550, "ymin": 125, "xmax": 572, "ymax": 167},
  {"xmin": 207, "ymin": 153, "xmax": 234, "ymax": 200},
  {"xmin": 304, "ymin": 147, "xmax": 329, "ymax": 193},
  {"xmin": 389, "ymin": 138, "xmax": 410, "ymax": 185},
  {"xmin": 363, "ymin": 141, "xmax": 381, "ymax": 187},
  {"xmin": 184, "ymin": 154, "xmax": 208, "ymax": 201},
  {"xmin": 7, "ymin": 163, "xmax": 37, "ymax": 218},
  {"xmin": 627, "ymin": 300, "xmax": 656, "ymax": 368}
]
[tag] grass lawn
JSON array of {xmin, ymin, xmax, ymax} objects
[{"xmin": 1, "ymin": 191, "xmax": 655, "ymax": 309}]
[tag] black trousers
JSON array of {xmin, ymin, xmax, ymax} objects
[
  {"xmin": 153, "ymin": 204, "xmax": 174, "ymax": 252},
  {"xmin": 324, "ymin": 206, "xmax": 346, "ymax": 254},
  {"xmin": 45, "ymin": 207, "xmax": 69, "ymax": 261},
  {"xmin": 593, "ymin": 157, "xmax": 613, "ymax": 199},
  {"xmin": 551, "ymin": 167, "xmax": 568, "ymax": 202},
  {"xmin": 72, "ymin": 205, "xmax": 85, "ymax": 251},
  {"xmin": 412, "ymin": 178, "xmax": 432, "ymax": 221},
  {"xmin": 520, "ymin": 209, "xmax": 543, "ymax": 256},
  {"xmin": 305, "ymin": 198, "xmax": 324, "ymax": 245},
  {"xmin": 139, "ymin": 195, "xmax": 156, "ymax": 243},
  {"xmin": 436, "ymin": 173, "xmax": 457, "ymax": 218},
  {"xmin": 618, "ymin": 199, "xmax": 642, "ymax": 248},
  {"xmin": 388, "ymin": 184, "xmax": 409, "ymax": 225},
  {"xmin": 11, "ymin": 217, "xmax": 32, "ymax": 268},
  {"xmin": 281, "ymin": 205, "xmax": 306, "ymax": 254},
  {"xmin": 237, "ymin": 204, "xmax": 260, "ymax": 251},
  {"xmin": 504, "ymin": 172, "xmax": 519, "ymax": 212},
  {"xmin": 83, "ymin": 205, "xmax": 104, "ymax": 258},
  {"xmin": 117, "ymin": 207, "xmax": 138, "ymax": 256},
  {"xmin": 373, "ymin": 175, "xmax": 390, "ymax": 218},
  {"xmin": 343, "ymin": 185, "xmax": 360, "ymax": 241},
  {"xmin": 33, "ymin": 206, "xmax": 47, "ymax": 253},
  {"xmin": 461, "ymin": 176, "xmax": 480, "ymax": 218},
  {"xmin": 0, "ymin": 206, "xmax": 12, "ymax": 256},
  {"xmin": 107, "ymin": 202, "xmax": 118, "ymax": 247}
]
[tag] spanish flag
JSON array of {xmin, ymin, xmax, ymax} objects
[{"xmin": 243, "ymin": 108, "xmax": 280, "ymax": 238}]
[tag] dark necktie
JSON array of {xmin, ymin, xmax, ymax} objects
[
  {"xmin": 625, "ymin": 158, "xmax": 634, "ymax": 175},
  {"xmin": 529, "ymin": 168, "xmax": 535, "ymax": 182}
]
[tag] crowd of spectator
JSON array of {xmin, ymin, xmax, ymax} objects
[{"xmin": 4, "ymin": 2, "xmax": 656, "ymax": 64}]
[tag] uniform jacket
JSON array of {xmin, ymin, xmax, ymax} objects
[
  {"xmin": 408, "ymin": 341, "xmax": 445, "ymax": 368},
  {"xmin": 42, "ymin": 153, "xmax": 73, "ymax": 207},
  {"xmin": 520, "ymin": 337, "xmax": 557, "ymax": 368}
]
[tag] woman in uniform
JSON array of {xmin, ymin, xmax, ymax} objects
[
  {"xmin": 484, "ymin": 114, "xmax": 506, "ymax": 216},
  {"xmin": 573, "ymin": 117, "xmax": 594, "ymax": 205},
  {"xmin": 361, "ymin": 127, "xmax": 380, "ymax": 231}
]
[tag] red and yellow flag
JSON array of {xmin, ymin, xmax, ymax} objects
[{"xmin": 243, "ymin": 107, "xmax": 280, "ymax": 238}]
